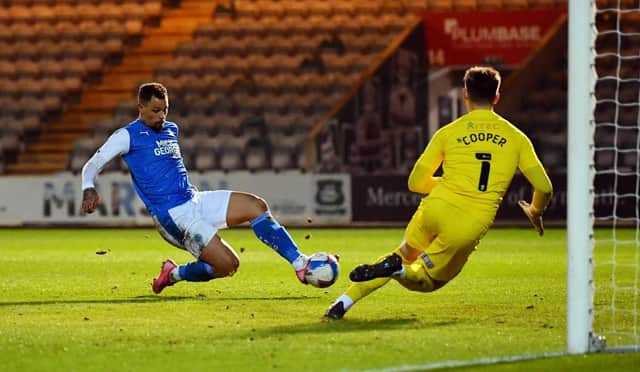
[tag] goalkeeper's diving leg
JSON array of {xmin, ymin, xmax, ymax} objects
[{"xmin": 325, "ymin": 241, "xmax": 445, "ymax": 319}]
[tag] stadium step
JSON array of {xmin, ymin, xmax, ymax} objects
[
  {"xmin": 94, "ymin": 75, "xmax": 151, "ymax": 92},
  {"xmin": 108, "ymin": 57, "xmax": 166, "ymax": 74},
  {"xmin": 19, "ymin": 153, "xmax": 69, "ymax": 162},
  {"xmin": 48, "ymin": 113, "xmax": 108, "ymax": 131},
  {"xmin": 59, "ymin": 110, "xmax": 111, "ymax": 125},
  {"xmin": 132, "ymin": 36, "xmax": 194, "ymax": 54},
  {"xmin": 80, "ymin": 92, "xmax": 133, "ymax": 110},
  {"xmin": 61, "ymin": 104, "xmax": 115, "ymax": 118},
  {"xmin": 28, "ymin": 143, "xmax": 73, "ymax": 153},
  {"xmin": 38, "ymin": 132, "xmax": 90, "ymax": 143},
  {"xmin": 180, "ymin": 0, "xmax": 220, "ymax": 10},
  {"xmin": 159, "ymin": 17, "xmax": 212, "ymax": 30},
  {"xmin": 48, "ymin": 123, "xmax": 96, "ymax": 132}
]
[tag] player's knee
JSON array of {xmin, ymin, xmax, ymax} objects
[
  {"xmin": 433, "ymin": 279, "xmax": 447, "ymax": 291},
  {"xmin": 408, "ymin": 281, "xmax": 435, "ymax": 293},
  {"xmin": 253, "ymin": 195, "xmax": 268, "ymax": 214},
  {"xmin": 242, "ymin": 193, "xmax": 268, "ymax": 218},
  {"xmin": 399, "ymin": 277, "xmax": 447, "ymax": 293},
  {"xmin": 216, "ymin": 255, "xmax": 240, "ymax": 277},
  {"xmin": 416, "ymin": 280, "xmax": 446, "ymax": 293}
]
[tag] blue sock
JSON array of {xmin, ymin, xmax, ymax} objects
[
  {"xmin": 177, "ymin": 260, "xmax": 216, "ymax": 282},
  {"xmin": 251, "ymin": 211, "xmax": 302, "ymax": 264}
]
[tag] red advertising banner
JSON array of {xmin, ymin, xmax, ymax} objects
[{"xmin": 422, "ymin": 9, "xmax": 565, "ymax": 67}]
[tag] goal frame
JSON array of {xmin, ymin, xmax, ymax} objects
[{"xmin": 567, "ymin": 0, "xmax": 596, "ymax": 354}]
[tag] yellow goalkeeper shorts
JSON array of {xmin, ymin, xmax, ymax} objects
[{"xmin": 404, "ymin": 196, "xmax": 492, "ymax": 282}]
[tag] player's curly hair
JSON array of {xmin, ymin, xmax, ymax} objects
[
  {"xmin": 138, "ymin": 82, "xmax": 168, "ymax": 104},
  {"xmin": 463, "ymin": 66, "xmax": 501, "ymax": 105}
]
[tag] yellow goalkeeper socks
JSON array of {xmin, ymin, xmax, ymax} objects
[{"xmin": 330, "ymin": 247, "xmax": 422, "ymax": 318}]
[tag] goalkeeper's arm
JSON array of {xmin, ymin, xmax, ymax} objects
[
  {"xmin": 407, "ymin": 131, "xmax": 444, "ymax": 194},
  {"xmin": 519, "ymin": 166, "xmax": 553, "ymax": 236}
]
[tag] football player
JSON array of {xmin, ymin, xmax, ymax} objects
[
  {"xmin": 81, "ymin": 83, "xmax": 310, "ymax": 293},
  {"xmin": 326, "ymin": 66, "xmax": 553, "ymax": 319}
]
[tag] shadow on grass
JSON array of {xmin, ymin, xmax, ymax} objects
[
  {"xmin": 0, "ymin": 294, "xmax": 320, "ymax": 308},
  {"xmin": 245, "ymin": 317, "xmax": 460, "ymax": 338},
  {"xmin": 0, "ymin": 296, "xmax": 194, "ymax": 307},
  {"xmin": 203, "ymin": 295, "xmax": 321, "ymax": 301}
]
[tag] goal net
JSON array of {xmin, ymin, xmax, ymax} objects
[
  {"xmin": 569, "ymin": 0, "xmax": 640, "ymax": 353},
  {"xmin": 592, "ymin": 0, "xmax": 640, "ymax": 352}
]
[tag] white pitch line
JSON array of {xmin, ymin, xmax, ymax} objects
[{"xmin": 340, "ymin": 351, "xmax": 568, "ymax": 372}]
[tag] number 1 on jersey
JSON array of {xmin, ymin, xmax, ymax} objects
[{"xmin": 475, "ymin": 153, "xmax": 492, "ymax": 192}]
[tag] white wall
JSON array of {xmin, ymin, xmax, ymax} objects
[{"xmin": 0, "ymin": 171, "xmax": 351, "ymax": 226}]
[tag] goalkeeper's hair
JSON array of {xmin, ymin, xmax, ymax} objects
[
  {"xmin": 138, "ymin": 82, "xmax": 168, "ymax": 105},
  {"xmin": 463, "ymin": 66, "xmax": 501, "ymax": 104}
]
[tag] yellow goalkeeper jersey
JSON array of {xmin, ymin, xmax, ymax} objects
[{"xmin": 409, "ymin": 108, "xmax": 552, "ymax": 223}]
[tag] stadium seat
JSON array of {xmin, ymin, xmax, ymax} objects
[
  {"xmin": 528, "ymin": 0, "xmax": 562, "ymax": 7},
  {"xmin": 281, "ymin": 1, "xmax": 309, "ymax": 18},
  {"xmin": 192, "ymin": 139, "xmax": 219, "ymax": 171},
  {"xmin": 426, "ymin": 0, "xmax": 454, "ymax": 10},
  {"xmin": 331, "ymin": 2, "xmax": 356, "ymax": 16},
  {"xmin": 595, "ymin": 150, "xmax": 615, "ymax": 170},
  {"xmin": 218, "ymin": 147, "xmax": 245, "ymax": 172},
  {"xmin": 233, "ymin": 1, "xmax": 261, "ymax": 19},
  {"xmin": 502, "ymin": 0, "xmax": 531, "ymax": 8},
  {"xmin": 621, "ymin": 151, "xmax": 637, "ymax": 170},
  {"xmin": 294, "ymin": 146, "xmax": 306, "ymax": 170},
  {"xmin": 20, "ymin": 115, "xmax": 43, "ymax": 137},
  {"xmin": 0, "ymin": 149, "xmax": 5, "ymax": 174},
  {"xmin": 68, "ymin": 151, "xmax": 89, "ymax": 173},
  {"xmin": 93, "ymin": 118, "xmax": 118, "ymax": 139},
  {"xmin": 619, "ymin": 107, "xmax": 639, "ymax": 127},
  {"xmin": 270, "ymin": 146, "xmax": 296, "ymax": 171},
  {"xmin": 97, "ymin": 0, "xmax": 431, "ymax": 172},
  {"xmin": 245, "ymin": 138, "xmax": 271, "ymax": 172}
]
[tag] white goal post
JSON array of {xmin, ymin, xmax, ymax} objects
[{"xmin": 567, "ymin": 0, "xmax": 595, "ymax": 354}]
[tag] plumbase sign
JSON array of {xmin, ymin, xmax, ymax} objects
[{"xmin": 0, "ymin": 172, "xmax": 351, "ymax": 226}]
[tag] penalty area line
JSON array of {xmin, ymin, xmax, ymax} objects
[{"xmin": 341, "ymin": 351, "xmax": 568, "ymax": 372}]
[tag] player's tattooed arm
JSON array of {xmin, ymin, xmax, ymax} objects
[{"xmin": 81, "ymin": 188, "xmax": 100, "ymax": 215}]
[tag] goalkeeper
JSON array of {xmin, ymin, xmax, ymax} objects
[{"xmin": 326, "ymin": 66, "xmax": 553, "ymax": 319}]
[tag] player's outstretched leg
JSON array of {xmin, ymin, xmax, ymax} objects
[
  {"xmin": 325, "ymin": 276, "xmax": 395, "ymax": 320},
  {"xmin": 227, "ymin": 192, "xmax": 309, "ymax": 284},
  {"xmin": 251, "ymin": 211, "xmax": 309, "ymax": 284},
  {"xmin": 325, "ymin": 299, "xmax": 347, "ymax": 319},
  {"xmin": 152, "ymin": 259, "xmax": 217, "ymax": 294},
  {"xmin": 349, "ymin": 253, "xmax": 404, "ymax": 282},
  {"xmin": 325, "ymin": 249, "xmax": 410, "ymax": 320}
]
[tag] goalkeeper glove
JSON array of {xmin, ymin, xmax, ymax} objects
[{"xmin": 518, "ymin": 200, "xmax": 544, "ymax": 236}]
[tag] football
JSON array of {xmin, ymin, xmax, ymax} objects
[{"xmin": 304, "ymin": 252, "xmax": 340, "ymax": 288}]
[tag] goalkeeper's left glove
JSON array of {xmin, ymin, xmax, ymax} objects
[{"xmin": 518, "ymin": 200, "xmax": 544, "ymax": 236}]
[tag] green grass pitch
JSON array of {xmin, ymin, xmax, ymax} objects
[{"xmin": 0, "ymin": 227, "xmax": 638, "ymax": 371}]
